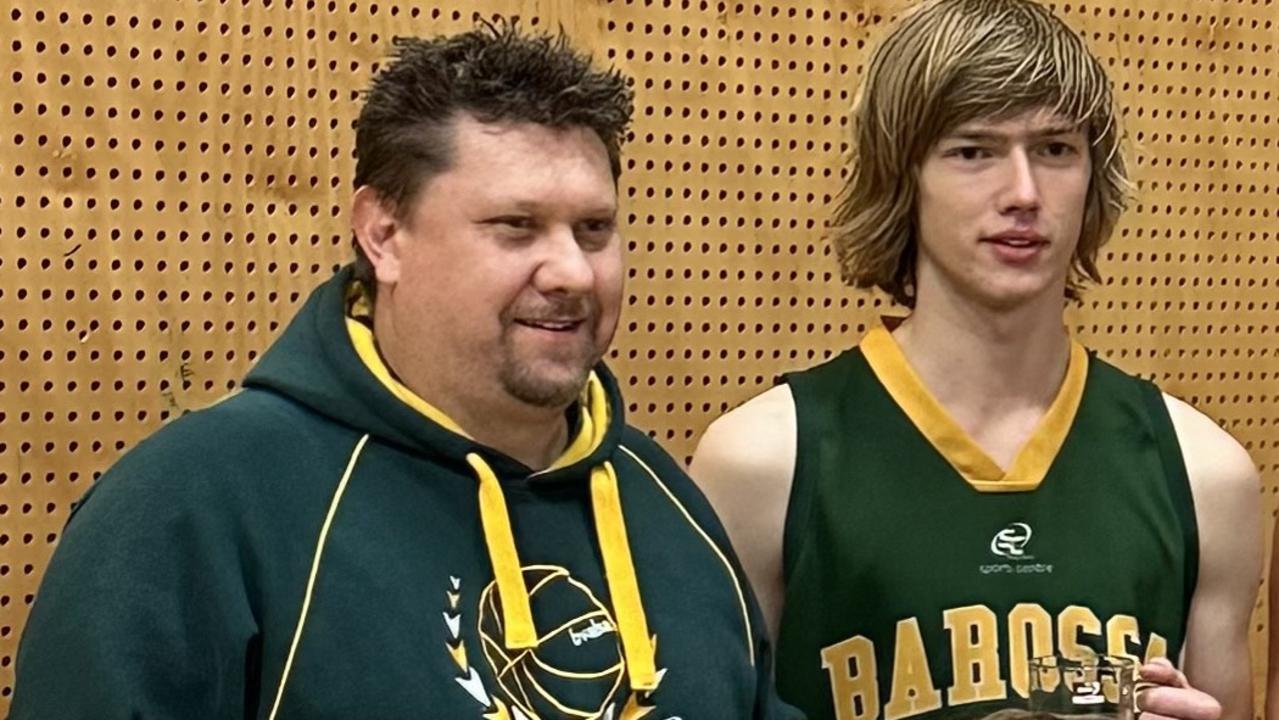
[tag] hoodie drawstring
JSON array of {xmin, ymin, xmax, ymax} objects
[
  {"xmin": 466, "ymin": 453, "xmax": 537, "ymax": 649},
  {"xmin": 591, "ymin": 460, "xmax": 658, "ymax": 690},
  {"xmin": 465, "ymin": 453, "xmax": 657, "ymax": 690}
]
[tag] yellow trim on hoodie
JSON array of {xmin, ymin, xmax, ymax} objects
[
  {"xmin": 860, "ymin": 324, "xmax": 1089, "ymax": 493},
  {"xmin": 618, "ymin": 445, "xmax": 755, "ymax": 665},
  {"xmin": 345, "ymin": 317, "xmax": 474, "ymax": 439},
  {"xmin": 538, "ymin": 372, "xmax": 611, "ymax": 475},
  {"xmin": 269, "ymin": 433, "xmax": 370, "ymax": 720}
]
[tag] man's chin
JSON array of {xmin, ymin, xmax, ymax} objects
[{"xmin": 500, "ymin": 363, "xmax": 595, "ymax": 409}]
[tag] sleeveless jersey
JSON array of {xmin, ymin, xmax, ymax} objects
[{"xmin": 774, "ymin": 326, "xmax": 1197, "ymax": 720}]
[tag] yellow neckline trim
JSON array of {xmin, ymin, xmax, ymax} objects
[
  {"xmin": 538, "ymin": 372, "xmax": 610, "ymax": 474},
  {"xmin": 860, "ymin": 325, "xmax": 1088, "ymax": 493},
  {"xmin": 345, "ymin": 317, "xmax": 473, "ymax": 438},
  {"xmin": 343, "ymin": 281, "xmax": 608, "ymax": 468}
]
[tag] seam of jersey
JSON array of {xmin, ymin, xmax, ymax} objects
[
  {"xmin": 268, "ymin": 432, "xmax": 370, "ymax": 720},
  {"xmin": 779, "ymin": 376, "xmax": 821, "ymax": 586},
  {"xmin": 618, "ymin": 444, "xmax": 755, "ymax": 665}
]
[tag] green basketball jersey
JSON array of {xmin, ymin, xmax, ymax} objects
[{"xmin": 775, "ymin": 326, "xmax": 1197, "ymax": 720}]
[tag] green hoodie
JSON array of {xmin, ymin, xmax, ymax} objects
[{"xmin": 12, "ymin": 266, "xmax": 800, "ymax": 720}]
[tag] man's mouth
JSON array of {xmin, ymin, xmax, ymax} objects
[{"xmin": 515, "ymin": 318, "xmax": 585, "ymax": 332}]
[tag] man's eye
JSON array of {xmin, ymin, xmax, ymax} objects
[
  {"xmin": 575, "ymin": 220, "xmax": 616, "ymax": 250},
  {"xmin": 578, "ymin": 219, "xmax": 615, "ymax": 234},
  {"xmin": 492, "ymin": 216, "xmax": 534, "ymax": 230}
]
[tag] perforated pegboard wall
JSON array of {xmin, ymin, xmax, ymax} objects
[{"xmin": 0, "ymin": 1, "xmax": 1275, "ymax": 716}]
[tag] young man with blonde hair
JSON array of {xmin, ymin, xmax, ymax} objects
[{"xmin": 692, "ymin": 2, "xmax": 1260, "ymax": 720}]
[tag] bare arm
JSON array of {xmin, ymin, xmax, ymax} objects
[
  {"xmin": 689, "ymin": 385, "xmax": 797, "ymax": 644},
  {"xmin": 1163, "ymin": 393, "xmax": 1262, "ymax": 720},
  {"xmin": 1268, "ymin": 521, "xmax": 1279, "ymax": 720}
]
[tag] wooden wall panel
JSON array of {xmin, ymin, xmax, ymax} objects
[{"xmin": 0, "ymin": 1, "xmax": 1274, "ymax": 715}]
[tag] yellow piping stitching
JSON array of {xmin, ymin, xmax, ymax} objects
[
  {"xmin": 618, "ymin": 445, "xmax": 755, "ymax": 665},
  {"xmin": 267, "ymin": 433, "xmax": 370, "ymax": 720}
]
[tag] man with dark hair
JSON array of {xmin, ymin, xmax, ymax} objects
[
  {"xmin": 692, "ymin": 2, "xmax": 1258, "ymax": 720},
  {"xmin": 12, "ymin": 23, "xmax": 799, "ymax": 719}
]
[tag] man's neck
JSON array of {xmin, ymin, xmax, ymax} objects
[
  {"xmin": 434, "ymin": 392, "xmax": 571, "ymax": 471},
  {"xmin": 892, "ymin": 286, "xmax": 1072, "ymax": 464},
  {"xmin": 373, "ymin": 313, "xmax": 570, "ymax": 471}
]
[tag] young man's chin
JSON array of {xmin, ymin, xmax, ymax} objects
[{"xmin": 964, "ymin": 276, "xmax": 1066, "ymax": 312}]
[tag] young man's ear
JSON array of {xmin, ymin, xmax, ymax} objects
[{"xmin": 351, "ymin": 186, "xmax": 403, "ymax": 285}]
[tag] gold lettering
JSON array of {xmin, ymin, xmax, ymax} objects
[
  {"xmin": 1106, "ymin": 614, "xmax": 1140, "ymax": 662},
  {"xmin": 1104, "ymin": 615, "xmax": 1141, "ymax": 703},
  {"xmin": 884, "ymin": 618, "xmax": 943, "ymax": 720},
  {"xmin": 1144, "ymin": 633, "xmax": 1168, "ymax": 663},
  {"xmin": 943, "ymin": 605, "xmax": 1007, "ymax": 705},
  {"xmin": 822, "ymin": 636, "xmax": 880, "ymax": 720},
  {"xmin": 1008, "ymin": 603, "xmax": 1055, "ymax": 698},
  {"xmin": 1057, "ymin": 605, "xmax": 1102, "ymax": 660}
]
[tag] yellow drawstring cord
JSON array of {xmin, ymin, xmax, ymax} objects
[
  {"xmin": 467, "ymin": 453, "xmax": 537, "ymax": 649},
  {"xmin": 352, "ymin": 281, "xmax": 649, "ymax": 669},
  {"xmin": 592, "ymin": 461, "xmax": 657, "ymax": 690},
  {"xmin": 468, "ymin": 453, "xmax": 656, "ymax": 687}
]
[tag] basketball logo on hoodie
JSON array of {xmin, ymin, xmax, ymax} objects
[{"xmin": 443, "ymin": 568, "xmax": 665, "ymax": 719}]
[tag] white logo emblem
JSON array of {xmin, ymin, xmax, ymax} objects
[
  {"xmin": 569, "ymin": 618, "xmax": 616, "ymax": 647},
  {"xmin": 990, "ymin": 522, "xmax": 1033, "ymax": 558},
  {"xmin": 1072, "ymin": 680, "xmax": 1105, "ymax": 705}
]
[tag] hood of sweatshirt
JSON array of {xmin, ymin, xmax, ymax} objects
[
  {"xmin": 242, "ymin": 265, "xmax": 657, "ymax": 690},
  {"xmin": 243, "ymin": 265, "xmax": 627, "ymax": 480}
]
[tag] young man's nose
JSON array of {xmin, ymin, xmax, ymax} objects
[{"xmin": 999, "ymin": 148, "xmax": 1043, "ymax": 215}]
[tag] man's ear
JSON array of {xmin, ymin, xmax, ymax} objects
[{"xmin": 351, "ymin": 186, "xmax": 403, "ymax": 284}]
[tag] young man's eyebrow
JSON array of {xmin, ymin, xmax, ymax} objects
[
  {"xmin": 1028, "ymin": 124, "xmax": 1085, "ymax": 138},
  {"xmin": 943, "ymin": 130, "xmax": 1004, "ymax": 142},
  {"xmin": 942, "ymin": 125, "xmax": 1083, "ymax": 142}
]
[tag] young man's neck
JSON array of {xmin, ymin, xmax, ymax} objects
[{"xmin": 893, "ymin": 283, "xmax": 1073, "ymax": 427}]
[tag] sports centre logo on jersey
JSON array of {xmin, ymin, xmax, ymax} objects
[
  {"xmin": 980, "ymin": 522, "xmax": 1053, "ymax": 576},
  {"xmin": 990, "ymin": 522, "xmax": 1033, "ymax": 558},
  {"xmin": 442, "ymin": 566, "xmax": 667, "ymax": 719}
]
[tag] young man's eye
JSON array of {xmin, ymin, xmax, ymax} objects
[
  {"xmin": 1041, "ymin": 141, "xmax": 1079, "ymax": 157},
  {"xmin": 947, "ymin": 146, "xmax": 990, "ymax": 160}
]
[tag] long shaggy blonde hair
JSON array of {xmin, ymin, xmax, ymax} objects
[{"xmin": 832, "ymin": 0, "xmax": 1131, "ymax": 306}]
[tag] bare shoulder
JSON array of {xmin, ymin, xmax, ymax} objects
[
  {"xmin": 690, "ymin": 384, "xmax": 798, "ymax": 640},
  {"xmin": 1161, "ymin": 397, "xmax": 1260, "ymax": 717},
  {"xmin": 1161, "ymin": 393, "xmax": 1259, "ymax": 496},
  {"xmin": 691, "ymin": 384, "xmax": 797, "ymax": 490}
]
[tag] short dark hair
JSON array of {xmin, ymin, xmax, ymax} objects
[{"xmin": 351, "ymin": 20, "xmax": 634, "ymax": 289}]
